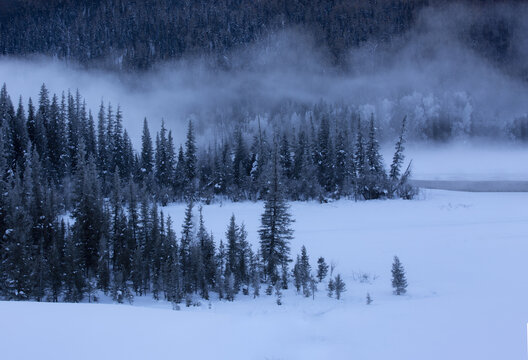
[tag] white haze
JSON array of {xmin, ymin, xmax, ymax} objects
[{"xmin": 0, "ymin": 3, "xmax": 527, "ymax": 147}]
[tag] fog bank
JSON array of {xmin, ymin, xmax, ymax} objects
[{"xmin": 0, "ymin": 3, "xmax": 527, "ymax": 145}]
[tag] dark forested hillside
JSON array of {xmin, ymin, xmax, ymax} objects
[
  {"xmin": 0, "ymin": 0, "xmax": 431, "ymax": 69},
  {"xmin": 1, "ymin": 0, "xmax": 516, "ymax": 71}
]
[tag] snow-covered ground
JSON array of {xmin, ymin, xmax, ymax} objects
[
  {"xmin": 401, "ymin": 143, "xmax": 528, "ymax": 181},
  {"xmin": 1, "ymin": 189, "xmax": 528, "ymax": 359}
]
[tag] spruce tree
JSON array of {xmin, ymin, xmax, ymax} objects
[
  {"xmin": 140, "ymin": 118, "xmax": 154, "ymax": 177},
  {"xmin": 84, "ymin": 109, "xmax": 97, "ymax": 159},
  {"xmin": 316, "ymin": 257, "xmax": 329, "ymax": 282},
  {"xmin": 215, "ymin": 239, "xmax": 226, "ymax": 299},
  {"xmin": 96, "ymin": 102, "xmax": 107, "ymax": 178},
  {"xmin": 225, "ymin": 214, "xmax": 239, "ymax": 285},
  {"xmin": 48, "ymin": 220, "xmax": 65, "ymax": 302},
  {"xmin": 63, "ymin": 226, "xmax": 86, "ymax": 303},
  {"xmin": 259, "ymin": 143, "xmax": 294, "ymax": 285},
  {"xmin": 34, "ymin": 84, "xmax": 50, "ymax": 160},
  {"xmin": 11, "ymin": 97, "xmax": 28, "ymax": 173},
  {"xmin": 197, "ymin": 207, "xmax": 215, "ymax": 288},
  {"xmin": 180, "ymin": 199, "xmax": 194, "ymax": 293},
  {"xmin": 293, "ymin": 256, "xmax": 302, "ymax": 292},
  {"xmin": 354, "ymin": 118, "xmax": 367, "ymax": 200},
  {"xmin": 300, "ymin": 245, "xmax": 311, "ymax": 297},
  {"xmin": 46, "ymin": 94, "xmax": 67, "ymax": 182},
  {"xmin": 67, "ymin": 91, "xmax": 80, "ymax": 174},
  {"xmin": 316, "ymin": 116, "xmax": 334, "ymax": 192},
  {"xmin": 391, "ymin": 256, "xmax": 408, "ymax": 295},
  {"xmin": 334, "ymin": 274, "xmax": 346, "ymax": 300},
  {"xmin": 389, "ymin": 116, "xmax": 407, "ymax": 182},
  {"xmin": 72, "ymin": 146, "xmax": 105, "ymax": 273},
  {"xmin": 279, "ymin": 133, "xmax": 292, "ymax": 180},
  {"xmin": 184, "ymin": 120, "xmax": 197, "ymax": 195},
  {"xmin": 334, "ymin": 126, "xmax": 349, "ymax": 195},
  {"xmin": 250, "ymin": 250, "xmax": 261, "ymax": 298},
  {"xmin": 365, "ymin": 114, "xmax": 386, "ymax": 199},
  {"xmin": 232, "ymin": 127, "xmax": 248, "ymax": 190},
  {"xmin": 237, "ymin": 224, "xmax": 250, "ymax": 294},
  {"xmin": 327, "ymin": 277, "xmax": 335, "ymax": 298}
]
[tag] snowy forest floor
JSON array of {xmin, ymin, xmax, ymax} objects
[{"xmin": 1, "ymin": 189, "xmax": 528, "ymax": 359}]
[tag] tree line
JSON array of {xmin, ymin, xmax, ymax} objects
[{"xmin": 0, "ymin": 83, "xmax": 411, "ymax": 304}]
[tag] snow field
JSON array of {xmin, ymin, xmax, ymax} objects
[{"xmin": 1, "ymin": 189, "xmax": 528, "ymax": 359}]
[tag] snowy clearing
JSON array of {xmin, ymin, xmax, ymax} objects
[
  {"xmin": 400, "ymin": 144, "xmax": 528, "ymax": 181},
  {"xmin": 1, "ymin": 189, "xmax": 528, "ymax": 359}
]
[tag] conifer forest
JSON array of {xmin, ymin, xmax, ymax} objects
[{"xmin": 0, "ymin": 1, "xmax": 527, "ymax": 359}]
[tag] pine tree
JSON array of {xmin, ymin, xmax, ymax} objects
[
  {"xmin": 327, "ymin": 278, "xmax": 335, "ymax": 298},
  {"xmin": 334, "ymin": 126, "xmax": 349, "ymax": 195},
  {"xmin": 300, "ymin": 245, "xmax": 311, "ymax": 297},
  {"xmin": 72, "ymin": 145, "xmax": 105, "ymax": 274},
  {"xmin": 165, "ymin": 130, "xmax": 176, "ymax": 193},
  {"xmin": 237, "ymin": 224, "xmax": 250, "ymax": 294},
  {"xmin": 293, "ymin": 255, "xmax": 302, "ymax": 293},
  {"xmin": 316, "ymin": 257, "xmax": 329, "ymax": 282},
  {"xmin": 232, "ymin": 127, "xmax": 248, "ymax": 191},
  {"xmin": 250, "ymin": 250, "xmax": 261, "ymax": 298},
  {"xmin": 105, "ymin": 104, "xmax": 115, "ymax": 173},
  {"xmin": 163, "ymin": 215, "xmax": 181, "ymax": 303},
  {"xmin": 354, "ymin": 118, "xmax": 366, "ymax": 199},
  {"xmin": 137, "ymin": 192, "xmax": 152, "ymax": 295},
  {"xmin": 63, "ymin": 226, "xmax": 85, "ymax": 303},
  {"xmin": 33, "ymin": 84, "xmax": 49, "ymax": 160},
  {"xmin": 180, "ymin": 199, "xmax": 194, "ymax": 293},
  {"xmin": 96, "ymin": 102, "xmax": 108, "ymax": 178},
  {"xmin": 67, "ymin": 91, "xmax": 80, "ymax": 174},
  {"xmin": 197, "ymin": 207, "xmax": 215, "ymax": 289},
  {"xmin": 365, "ymin": 113, "xmax": 386, "ymax": 199},
  {"xmin": 84, "ymin": 109, "xmax": 97, "ymax": 159},
  {"xmin": 10, "ymin": 97, "xmax": 28, "ymax": 173},
  {"xmin": 174, "ymin": 145, "xmax": 186, "ymax": 199},
  {"xmin": 215, "ymin": 239, "xmax": 226, "ymax": 299},
  {"xmin": 292, "ymin": 130, "xmax": 306, "ymax": 181},
  {"xmin": 334, "ymin": 274, "xmax": 346, "ymax": 300},
  {"xmin": 184, "ymin": 120, "xmax": 197, "ymax": 195},
  {"xmin": 150, "ymin": 205, "xmax": 162, "ymax": 300},
  {"xmin": 112, "ymin": 105, "xmax": 124, "ymax": 174},
  {"xmin": 390, "ymin": 116, "xmax": 407, "ymax": 182},
  {"xmin": 259, "ymin": 143, "xmax": 294, "ymax": 285},
  {"xmin": 391, "ymin": 256, "xmax": 407, "ymax": 295},
  {"xmin": 316, "ymin": 116, "xmax": 334, "ymax": 192},
  {"xmin": 225, "ymin": 214, "xmax": 239, "ymax": 285},
  {"xmin": 140, "ymin": 118, "xmax": 154, "ymax": 177},
  {"xmin": 46, "ymin": 94, "xmax": 67, "ymax": 182},
  {"xmin": 279, "ymin": 133, "xmax": 292, "ymax": 180}
]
